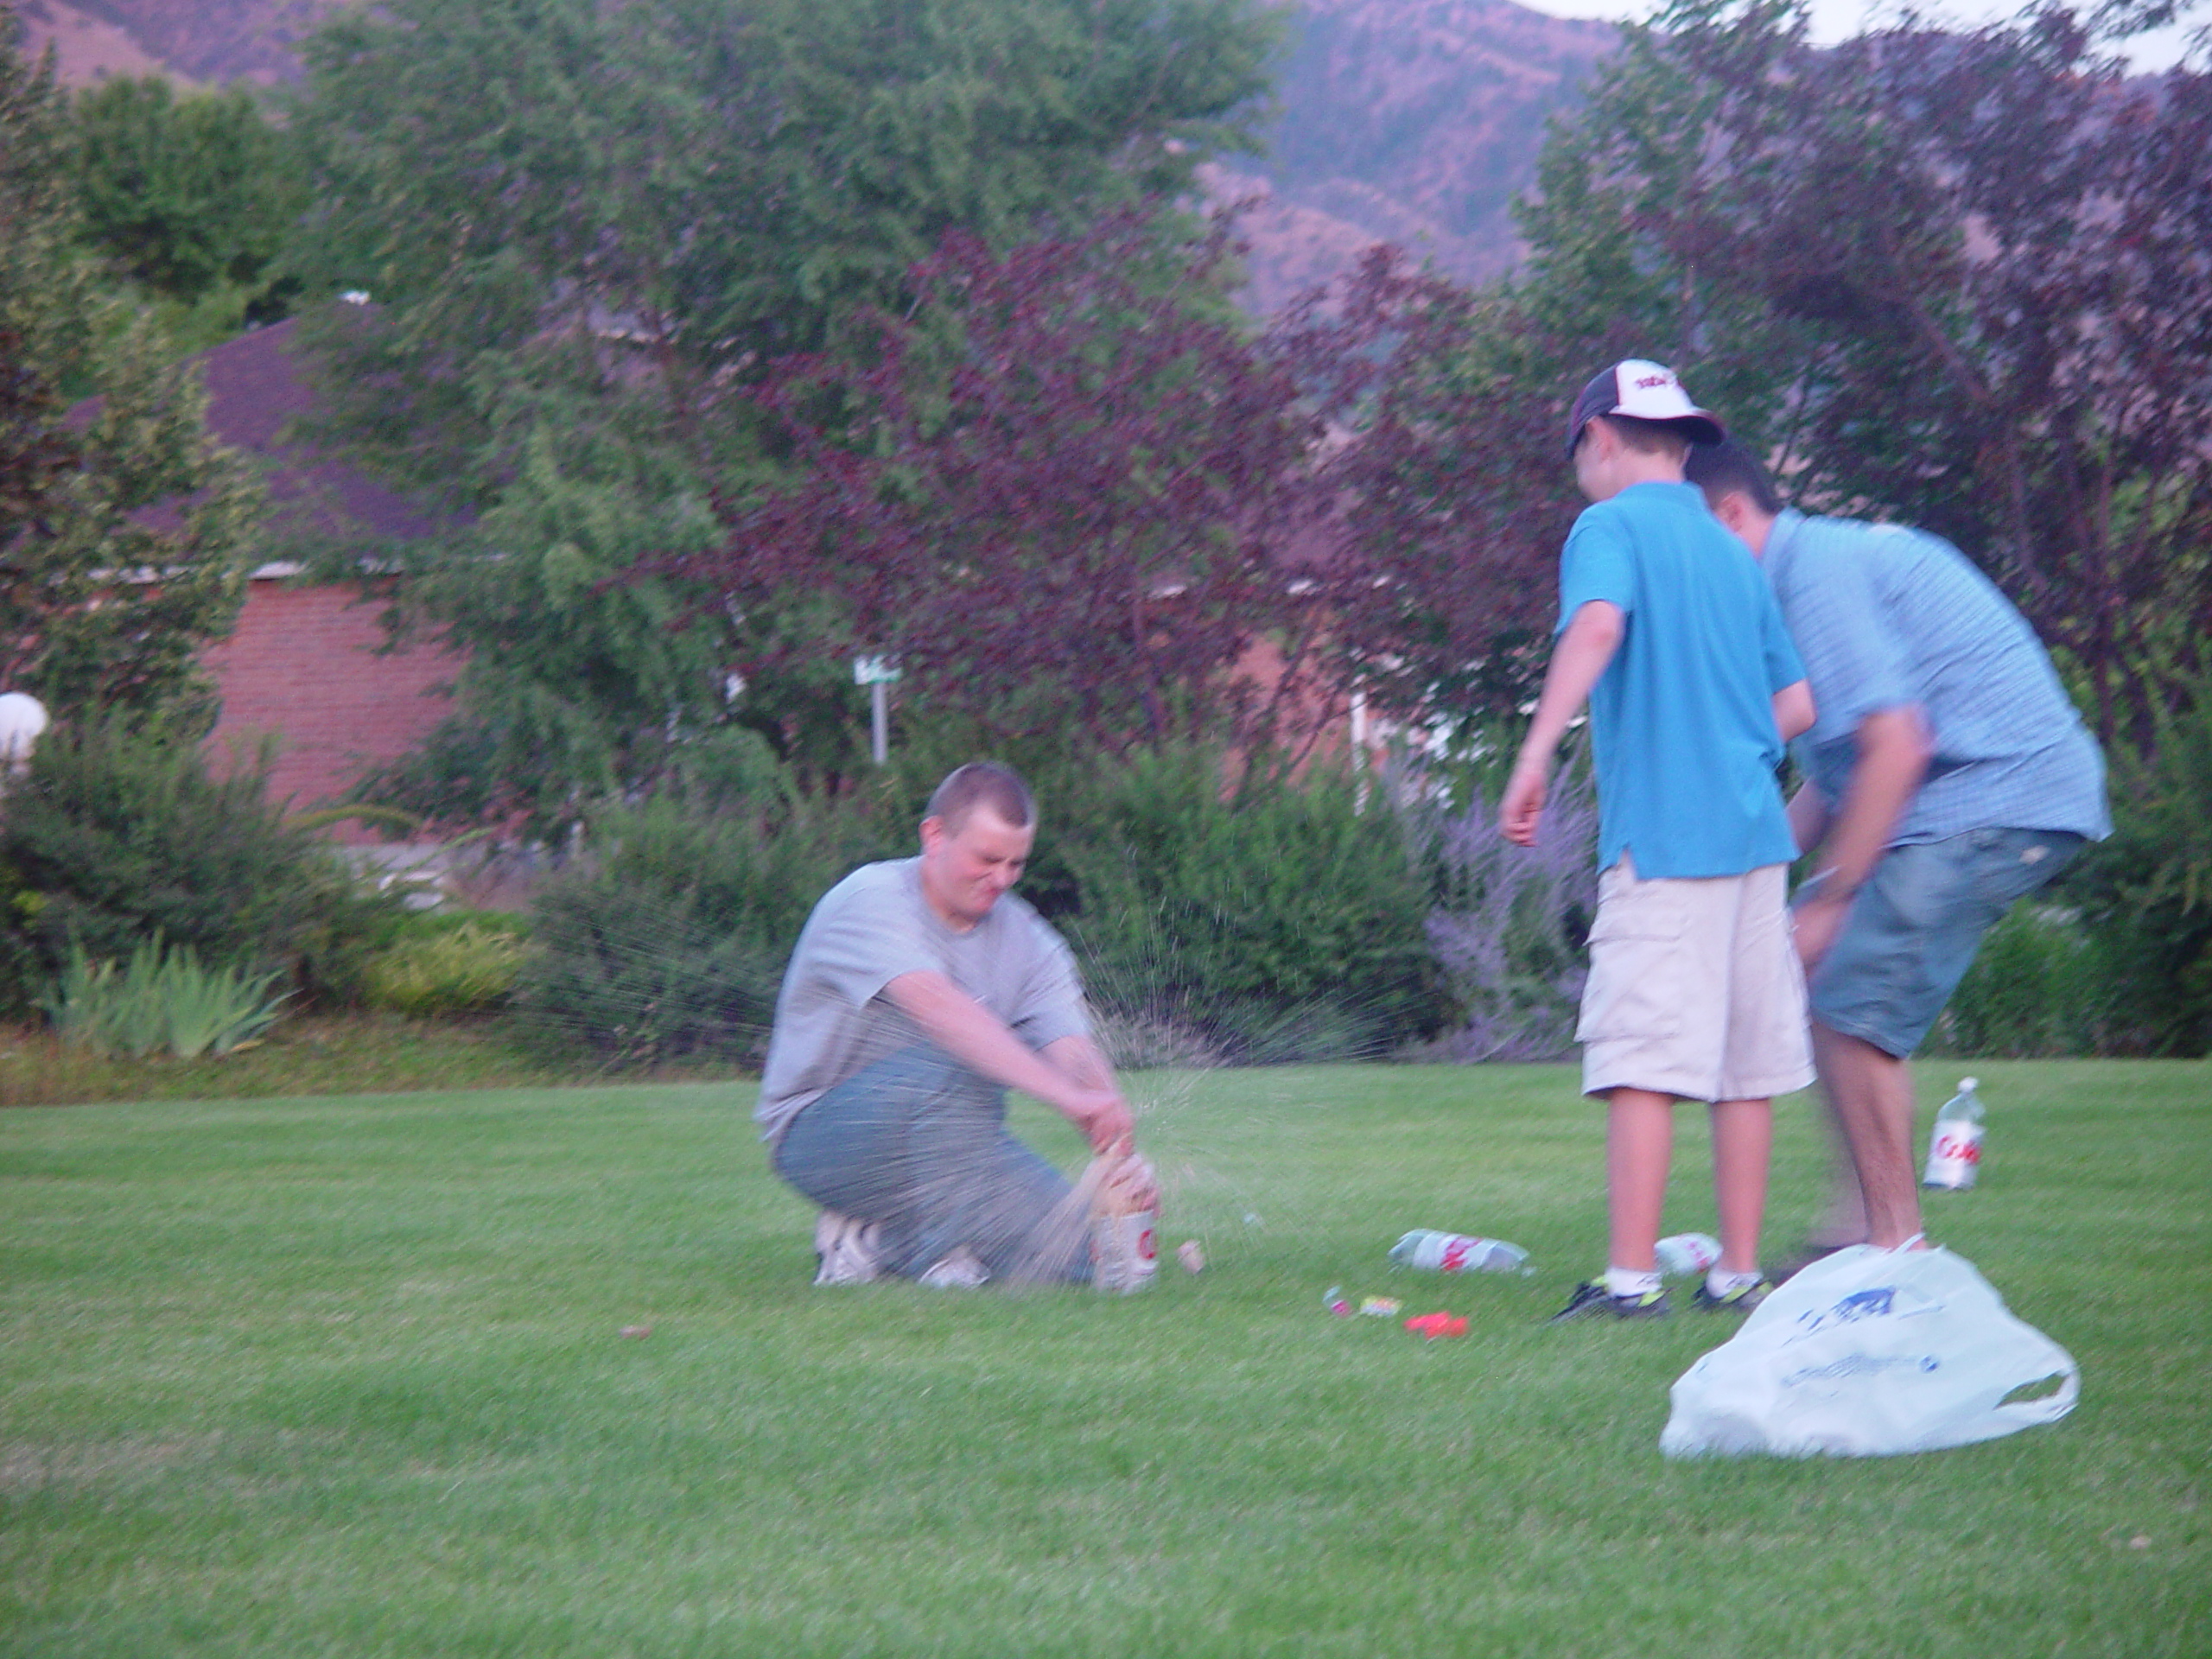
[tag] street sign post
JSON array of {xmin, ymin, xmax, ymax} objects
[{"xmin": 852, "ymin": 657, "xmax": 901, "ymax": 765}]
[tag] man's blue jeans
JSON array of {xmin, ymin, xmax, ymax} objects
[{"xmin": 771, "ymin": 1045, "xmax": 1088, "ymax": 1282}]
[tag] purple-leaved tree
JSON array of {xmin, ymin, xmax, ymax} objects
[{"xmin": 670, "ymin": 213, "xmax": 1347, "ymax": 760}]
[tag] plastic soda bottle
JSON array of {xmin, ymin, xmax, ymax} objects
[
  {"xmin": 1923, "ymin": 1077, "xmax": 1986, "ymax": 1190},
  {"xmin": 1653, "ymin": 1232, "xmax": 1723, "ymax": 1276},
  {"xmin": 1389, "ymin": 1230, "xmax": 1529, "ymax": 1273}
]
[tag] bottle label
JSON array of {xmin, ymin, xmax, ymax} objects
[{"xmin": 1923, "ymin": 1122, "xmax": 1985, "ymax": 1188}]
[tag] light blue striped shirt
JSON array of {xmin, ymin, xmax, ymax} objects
[{"xmin": 1762, "ymin": 512, "xmax": 2108, "ymax": 844}]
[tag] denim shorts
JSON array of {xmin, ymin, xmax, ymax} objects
[
  {"xmin": 1808, "ymin": 828, "xmax": 2085, "ymax": 1058},
  {"xmin": 771, "ymin": 1044, "xmax": 1085, "ymax": 1282}
]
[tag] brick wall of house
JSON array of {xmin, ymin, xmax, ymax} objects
[{"xmin": 201, "ymin": 575, "xmax": 460, "ymax": 841}]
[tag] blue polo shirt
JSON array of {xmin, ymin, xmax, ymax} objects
[
  {"xmin": 1762, "ymin": 511, "xmax": 2108, "ymax": 843},
  {"xmin": 1558, "ymin": 481, "xmax": 1802, "ymax": 879}
]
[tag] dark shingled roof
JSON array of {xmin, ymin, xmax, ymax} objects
[
  {"xmin": 188, "ymin": 315, "xmax": 456, "ymax": 557},
  {"xmin": 69, "ymin": 311, "xmax": 459, "ymax": 556}
]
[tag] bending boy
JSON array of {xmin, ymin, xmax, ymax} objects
[{"xmin": 1503, "ymin": 362, "xmax": 1815, "ymax": 1319}]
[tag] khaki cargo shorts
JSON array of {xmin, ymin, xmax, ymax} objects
[{"xmin": 1579, "ymin": 853, "xmax": 1814, "ymax": 1103}]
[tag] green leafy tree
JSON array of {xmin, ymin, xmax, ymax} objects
[
  {"xmin": 69, "ymin": 76, "xmax": 305, "ymax": 311},
  {"xmin": 282, "ymin": 0, "xmax": 1283, "ymax": 831},
  {"xmin": 0, "ymin": 11, "xmax": 260, "ymax": 724}
]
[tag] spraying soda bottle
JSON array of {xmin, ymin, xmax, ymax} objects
[
  {"xmin": 1389, "ymin": 1230, "xmax": 1529, "ymax": 1273},
  {"xmin": 1923, "ymin": 1077, "xmax": 1985, "ymax": 1190}
]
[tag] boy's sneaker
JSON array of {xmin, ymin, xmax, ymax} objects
[
  {"xmin": 812, "ymin": 1211, "xmax": 882, "ymax": 1286},
  {"xmin": 1693, "ymin": 1276, "xmax": 1776, "ymax": 1313},
  {"xmin": 917, "ymin": 1247, "xmax": 989, "ymax": 1289},
  {"xmin": 1548, "ymin": 1280, "xmax": 1670, "ymax": 1322}
]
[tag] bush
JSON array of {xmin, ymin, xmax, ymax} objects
[
  {"xmin": 1926, "ymin": 904, "xmax": 2110, "ymax": 1059},
  {"xmin": 2056, "ymin": 683, "xmax": 2212, "ymax": 1057},
  {"xmin": 516, "ymin": 797, "xmax": 888, "ymax": 1068},
  {"xmin": 361, "ymin": 920, "xmax": 534, "ymax": 1017},
  {"xmin": 1055, "ymin": 751, "xmax": 1446, "ymax": 1063},
  {"xmin": 1414, "ymin": 760, "xmax": 1599, "ymax": 1062},
  {"xmin": 41, "ymin": 937, "xmax": 287, "ymax": 1058},
  {"xmin": 0, "ymin": 718, "xmax": 397, "ymax": 1008}
]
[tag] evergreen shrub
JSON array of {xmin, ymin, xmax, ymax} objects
[
  {"xmin": 1056, "ymin": 751, "xmax": 1446, "ymax": 1063},
  {"xmin": 2052, "ymin": 684, "xmax": 2212, "ymax": 1057},
  {"xmin": 516, "ymin": 798, "xmax": 888, "ymax": 1068},
  {"xmin": 0, "ymin": 719, "xmax": 397, "ymax": 1011},
  {"xmin": 1925, "ymin": 904, "xmax": 2109, "ymax": 1058},
  {"xmin": 1927, "ymin": 681, "xmax": 2212, "ymax": 1059}
]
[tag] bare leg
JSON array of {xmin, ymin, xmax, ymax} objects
[
  {"xmin": 1810, "ymin": 1022, "xmax": 1923, "ymax": 1249},
  {"xmin": 1605, "ymin": 1088, "xmax": 1675, "ymax": 1271},
  {"xmin": 1708, "ymin": 1097, "xmax": 1772, "ymax": 1274},
  {"xmin": 1809, "ymin": 1087, "xmax": 1872, "ymax": 1249}
]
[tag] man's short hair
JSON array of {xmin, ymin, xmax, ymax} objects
[
  {"xmin": 1685, "ymin": 438, "xmax": 1785, "ymax": 516},
  {"xmin": 1592, "ymin": 413, "xmax": 1693, "ymax": 461},
  {"xmin": 925, "ymin": 762, "xmax": 1035, "ymax": 833}
]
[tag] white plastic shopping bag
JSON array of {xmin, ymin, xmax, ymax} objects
[{"xmin": 1660, "ymin": 1244, "xmax": 2078, "ymax": 1459}]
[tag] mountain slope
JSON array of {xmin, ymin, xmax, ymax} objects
[{"xmin": 1230, "ymin": 0, "xmax": 1618, "ymax": 305}]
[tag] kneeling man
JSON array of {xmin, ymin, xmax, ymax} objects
[{"xmin": 759, "ymin": 762, "xmax": 1141, "ymax": 1286}]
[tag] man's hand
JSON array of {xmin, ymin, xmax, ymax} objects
[
  {"xmin": 1792, "ymin": 887, "xmax": 1853, "ymax": 970},
  {"xmin": 1098, "ymin": 1141, "xmax": 1160, "ymax": 1211},
  {"xmin": 1057, "ymin": 1085, "xmax": 1135, "ymax": 1154},
  {"xmin": 1787, "ymin": 705, "xmax": 1930, "ymax": 971},
  {"xmin": 1037, "ymin": 1033, "xmax": 1133, "ymax": 1154},
  {"xmin": 1500, "ymin": 760, "xmax": 1548, "ymax": 847}
]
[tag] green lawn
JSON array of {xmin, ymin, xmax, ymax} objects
[{"xmin": 3, "ymin": 1062, "xmax": 2206, "ymax": 1656}]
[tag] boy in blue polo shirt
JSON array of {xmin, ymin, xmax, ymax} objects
[{"xmin": 1500, "ymin": 360, "xmax": 1816, "ymax": 1319}]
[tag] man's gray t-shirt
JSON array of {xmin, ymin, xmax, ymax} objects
[
  {"xmin": 1764, "ymin": 511, "xmax": 2109, "ymax": 844},
  {"xmin": 754, "ymin": 858, "xmax": 1091, "ymax": 1142}
]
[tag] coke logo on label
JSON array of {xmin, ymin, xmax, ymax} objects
[
  {"xmin": 1440, "ymin": 1238, "xmax": 1471, "ymax": 1271},
  {"xmin": 1137, "ymin": 1226, "xmax": 1157, "ymax": 1262},
  {"xmin": 1935, "ymin": 1135, "xmax": 1981, "ymax": 1163}
]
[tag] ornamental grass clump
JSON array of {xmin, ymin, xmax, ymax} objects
[
  {"xmin": 361, "ymin": 920, "xmax": 533, "ymax": 1018},
  {"xmin": 41, "ymin": 938, "xmax": 288, "ymax": 1059},
  {"xmin": 1416, "ymin": 760, "xmax": 1599, "ymax": 1063}
]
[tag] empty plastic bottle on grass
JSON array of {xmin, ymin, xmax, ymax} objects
[
  {"xmin": 1654, "ymin": 1233, "xmax": 1722, "ymax": 1276},
  {"xmin": 1389, "ymin": 1230, "xmax": 1529, "ymax": 1273},
  {"xmin": 1923, "ymin": 1077, "xmax": 1986, "ymax": 1190}
]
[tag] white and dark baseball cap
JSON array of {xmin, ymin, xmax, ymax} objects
[{"xmin": 1565, "ymin": 359, "xmax": 1725, "ymax": 457}]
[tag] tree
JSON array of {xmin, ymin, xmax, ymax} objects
[
  {"xmin": 283, "ymin": 0, "xmax": 1287, "ymax": 826},
  {"xmin": 69, "ymin": 76, "xmax": 304, "ymax": 311},
  {"xmin": 0, "ymin": 11, "xmax": 260, "ymax": 724},
  {"xmin": 674, "ymin": 213, "xmax": 1338, "ymax": 756},
  {"xmin": 1511, "ymin": 0, "xmax": 2212, "ymax": 746},
  {"xmin": 1271, "ymin": 248, "xmax": 1602, "ymax": 737}
]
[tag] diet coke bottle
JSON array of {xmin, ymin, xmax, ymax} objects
[
  {"xmin": 1389, "ymin": 1230, "xmax": 1529, "ymax": 1273},
  {"xmin": 1654, "ymin": 1232, "xmax": 1723, "ymax": 1276},
  {"xmin": 1923, "ymin": 1077, "xmax": 1986, "ymax": 1190}
]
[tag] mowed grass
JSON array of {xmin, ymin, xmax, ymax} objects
[{"xmin": 1, "ymin": 1062, "xmax": 2206, "ymax": 1657}]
